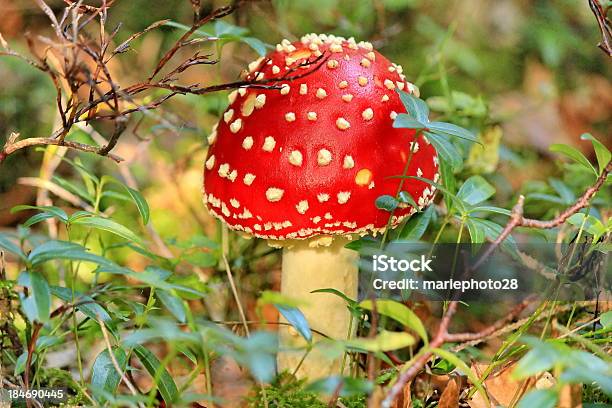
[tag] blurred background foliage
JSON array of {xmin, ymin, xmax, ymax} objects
[{"xmin": 0, "ymin": 0, "xmax": 610, "ymax": 406}]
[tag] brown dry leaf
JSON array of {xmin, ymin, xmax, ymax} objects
[
  {"xmin": 390, "ymin": 381, "xmax": 413, "ymax": 408},
  {"xmin": 438, "ymin": 376, "xmax": 460, "ymax": 408},
  {"xmin": 469, "ymin": 363, "xmax": 582, "ymax": 408},
  {"xmin": 468, "ymin": 363, "xmax": 529, "ymax": 408}
]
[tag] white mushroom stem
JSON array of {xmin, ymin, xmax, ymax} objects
[{"xmin": 278, "ymin": 237, "xmax": 358, "ymax": 379}]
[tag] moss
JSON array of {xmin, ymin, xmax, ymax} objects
[{"xmin": 248, "ymin": 374, "xmax": 367, "ymax": 408}]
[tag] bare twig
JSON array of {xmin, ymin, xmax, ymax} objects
[
  {"xmin": 98, "ymin": 317, "xmax": 143, "ymax": 406},
  {"xmin": 589, "ymin": 0, "xmax": 612, "ymax": 56},
  {"xmin": 0, "ymin": 0, "xmax": 326, "ymax": 165},
  {"xmin": 475, "ymin": 159, "xmax": 611, "ymax": 269}
]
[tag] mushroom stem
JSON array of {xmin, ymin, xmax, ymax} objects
[{"xmin": 278, "ymin": 238, "xmax": 358, "ymax": 379}]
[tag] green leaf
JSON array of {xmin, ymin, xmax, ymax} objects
[
  {"xmin": 601, "ymin": 311, "xmax": 612, "ymax": 329},
  {"xmin": 241, "ymin": 37, "xmax": 269, "ymax": 56},
  {"xmin": 567, "ymin": 213, "xmax": 606, "ymax": 239},
  {"xmin": 18, "ymin": 272, "xmax": 51, "ymax": 323},
  {"xmin": 397, "ymin": 205, "xmax": 434, "ymax": 240},
  {"xmin": 395, "ymin": 176, "xmax": 466, "ymax": 214},
  {"xmin": 468, "ymin": 206, "xmax": 512, "ymax": 216},
  {"xmin": 0, "ymin": 233, "xmax": 25, "ymax": 259},
  {"xmin": 431, "ymin": 348, "xmax": 489, "ymax": 405},
  {"xmin": 471, "ymin": 219, "xmax": 518, "ymax": 254},
  {"xmin": 428, "ymin": 121, "xmax": 478, "ymax": 143},
  {"xmin": 581, "ymin": 133, "xmax": 610, "ymax": 175},
  {"xmin": 527, "ymin": 193, "xmax": 566, "ymax": 205},
  {"xmin": 237, "ymin": 332, "xmax": 278, "ymax": 383},
  {"xmin": 52, "ymin": 175, "xmax": 94, "ymax": 204},
  {"xmin": 71, "ymin": 215, "xmax": 143, "ymax": 245},
  {"xmin": 311, "ymin": 288, "xmax": 357, "ymax": 307},
  {"xmin": 398, "ymin": 90, "xmax": 429, "ymax": 123},
  {"xmin": 398, "ymin": 190, "xmax": 419, "ymax": 209},
  {"xmin": 466, "ymin": 218, "xmax": 485, "ymax": 243},
  {"xmin": 550, "ymin": 144, "xmax": 597, "ymax": 176},
  {"xmin": 393, "ymin": 114, "xmax": 426, "ymax": 130},
  {"xmin": 274, "ymin": 305, "xmax": 312, "ymax": 343},
  {"xmin": 122, "ymin": 185, "xmax": 150, "ymax": 225},
  {"xmin": 549, "ymin": 178, "xmax": 575, "ymax": 204},
  {"xmin": 14, "ymin": 351, "xmax": 36, "ymax": 376},
  {"xmin": 91, "ymin": 347, "xmax": 128, "ymax": 403},
  {"xmin": 28, "ymin": 240, "xmax": 117, "ymax": 268},
  {"xmin": 426, "ymin": 132, "xmax": 462, "ymax": 170},
  {"xmin": 134, "ymin": 345, "xmax": 179, "ymax": 404},
  {"xmin": 345, "ymin": 330, "xmax": 415, "ymax": 352},
  {"xmin": 359, "ymin": 299, "xmax": 428, "ymax": 344},
  {"xmin": 23, "ymin": 212, "xmax": 56, "ymax": 228},
  {"xmin": 375, "ymin": 195, "xmax": 399, "ymax": 212},
  {"xmin": 11, "ymin": 205, "xmax": 68, "ymax": 223},
  {"xmin": 517, "ymin": 389, "xmax": 558, "ymax": 408},
  {"xmin": 157, "ymin": 289, "xmax": 187, "ymax": 323},
  {"xmin": 457, "ymin": 176, "xmax": 495, "ymax": 206},
  {"xmin": 50, "ymin": 286, "xmax": 116, "ymax": 336}
]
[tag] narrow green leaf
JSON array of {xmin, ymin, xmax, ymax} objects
[
  {"xmin": 345, "ymin": 330, "xmax": 415, "ymax": 352},
  {"xmin": 375, "ymin": 195, "xmax": 399, "ymax": 212},
  {"xmin": 311, "ymin": 288, "xmax": 357, "ymax": 307},
  {"xmin": 457, "ymin": 176, "xmax": 495, "ymax": 206},
  {"xmin": 426, "ymin": 132, "xmax": 462, "ymax": 170},
  {"xmin": 393, "ymin": 114, "xmax": 426, "ymax": 130},
  {"xmin": 0, "ymin": 233, "xmax": 26, "ymax": 259},
  {"xmin": 241, "ymin": 37, "xmax": 269, "ymax": 56},
  {"xmin": 397, "ymin": 205, "xmax": 434, "ymax": 240},
  {"xmin": 548, "ymin": 178, "xmax": 575, "ymax": 204},
  {"xmin": 428, "ymin": 121, "xmax": 478, "ymax": 143},
  {"xmin": 550, "ymin": 144, "xmax": 597, "ymax": 175},
  {"xmin": 359, "ymin": 299, "xmax": 428, "ymax": 344},
  {"xmin": 581, "ymin": 133, "xmax": 610, "ymax": 175},
  {"xmin": 468, "ymin": 206, "xmax": 512, "ymax": 216},
  {"xmin": 397, "ymin": 90, "xmax": 429, "ymax": 122},
  {"xmin": 120, "ymin": 185, "xmax": 150, "ymax": 225},
  {"xmin": 465, "ymin": 218, "xmax": 485, "ymax": 243},
  {"xmin": 157, "ymin": 289, "xmax": 187, "ymax": 323},
  {"xmin": 18, "ymin": 272, "xmax": 51, "ymax": 323},
  {"xmin": 23, "ymin": 212, "xmax": 55, "ymax": 228},
  {"xmin": 431, "ymin": 348, "xmax": 489, "ymax": 405},
  {"xmin": 274, "ymin": 305, "xmax": 312, "ymax": 343},
  {"xmin": 398, "ymin": 191, "xmax": 419, "ymax": 209},
  {"xmin": 392, "ymin": 175, "xmax": 466, "ymax": 214},
  {"xmin": 71, "ymin": 215, "xmax": 143, "ymax": 244},
  {"xmin": 11, "ymin": 205, "xmax": 68, "ymax": 223},
  {"xmin": 50, "ymin": 286, "xmax": 116, "ymax": 336},
  {"xmin": 134, "ymin": 345, "xmax": 179, "ymax": 404},
  {"xmin": 28, "ymin": 240, "xmax": 117, "ymax": 268},
  {"xmin": 91, "ymin": 347, "xmax": 127, "ymax": 403}
]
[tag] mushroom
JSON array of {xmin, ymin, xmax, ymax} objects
[{"xmin": 203, "ymin": 33, "xmax": 439, "ymax": 379}]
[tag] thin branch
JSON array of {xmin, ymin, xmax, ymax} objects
[
  {"xmin": 98, "ymin": 317, "xmax": 143, "ymax": 406},
  {"xmin": 474, "ymin": 159, "xmax": 611, "ymax": 269},
  {"xmin": 1, "ymin": 136, "xmax": 123, "ymax": 164},
  {"xmin": 589, "ymin": 0, "xmax": 612, "ymax": 56}
]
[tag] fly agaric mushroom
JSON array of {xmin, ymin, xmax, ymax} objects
[{"xmin": 203, "ymin": 33, "xmax": 438, "ymax": 379}]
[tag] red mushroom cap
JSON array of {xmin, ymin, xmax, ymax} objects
[{"xmin": 203, "ymin": 34, "xmax": 438, "ymax": 241}]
